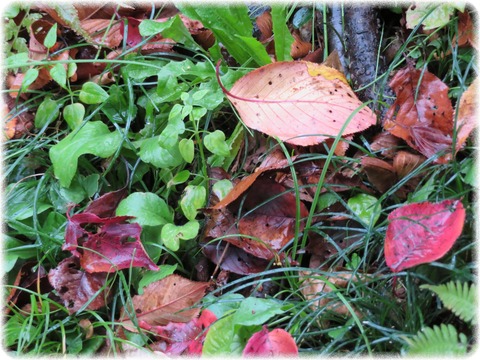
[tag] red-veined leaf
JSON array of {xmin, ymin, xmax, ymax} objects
[{"xmin": 218, "ymin": 61, "xmax": 376, "ymax": 146}]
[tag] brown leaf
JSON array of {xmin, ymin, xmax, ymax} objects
[
  {"xmin": 300, "ymin": 270, "xmax": 363, "ymax": 322},
  {"xmin": 48, "ymin": 257, "xmax": 110, "ymax": 314},
  {"xmin": 454, "ymin": 78, "xmax": 477, "ymax": 153},
  {"xmin": 202, "ymin": 242, "xmax": 270, "ymax": 275},
  {"xmin": 2, "ymin": 96, "xmax": 34, "ymax": 139},
  {"xmin": 383, "ymin": 64, "xmax": 455, "ymax": 160},
  {"xmin": 369, "ymin": 132, "xmax": 402, "ymax": 159},
  {"xmin": 213, "ymin": 149, "xmax": 293, "ymax": 210},
  {"xmin": 80, "ymin": 19, "xmax": 123, "ymax": 48},
  {"xmin": 454, "ymin": 11, "xmax": 475, "ymax": 48},
  {"xmin": 120, "ymin": 274, "xmax": 209, "ymax": 331},
  {"xmin": 392, "ymin": 151, "xmax": 425, "ymax": 179},
  {"xmin": 225, "ymin": 177, "xmax": 309, "ymax": 260},
  {"xmin": 361, "ymin": 157, "xmax": 396, "ymax": 193},
  {"xmin": 290, "ymin": 29, "xmax": 311, "ymax": 59}
]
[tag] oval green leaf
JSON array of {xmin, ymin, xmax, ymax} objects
[
  {"xmin": 180, "ymin": 185, "xmax": 206, "ymax": 221},
  {"xmin": 116, "ymin": 192, "xmax": 173, "ymax": 227},
  {"xmin": 63, "ymin": 103, "xmax": 85, "ymax": 129},
  {"xmin": 79, "ymin": 82, "xmax": 109, "ymax": 104}
]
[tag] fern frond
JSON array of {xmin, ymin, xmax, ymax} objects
[
  {"xmin": 421, "ymin": 281, "xmax": 476, "ymax": 324},
  {"xmin": 406, "ymin": 324, "xmax": 468, "ymax": 356}
]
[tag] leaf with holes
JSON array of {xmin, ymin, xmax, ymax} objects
[
  {"xmin": 218, "ymin": 61, "xmax": 376, "ymax": 146},
  {"xmin": 384, "ymin": 199, "xmax": 466, "ymax": 272},
  {"xmin": 48, "ymin": 256, "xmax": 110, "ymax": 314}
]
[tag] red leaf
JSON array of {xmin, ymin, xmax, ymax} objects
[
  {"xmin": 81, "ymin": 222, "xmax": 158, "ymax": 273},
  {"xmin": 48, "ymin": 257, "xmax": 110, "ymax": 314},
  {"xmin": 384, "ymin": 199, "xmax": 466, "ymax": 272},
  {"xmin": 119, "ymin": 17, "xmax": 143, "ymax": 47},
  {"xmin": 84, "ymin": 188, "xmax": 128, "ymax": 218},
  {"xmin": 243, "ymin": 326, "xmax": 298, "ymax": 356}
]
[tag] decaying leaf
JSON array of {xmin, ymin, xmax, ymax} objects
[
  {"xmin": 383, "ymin": 64, "xmax": 457, "ymax": 162},
  {"xmin": 140, "ymin": 309, "xmax": 217, "ymax": 355},
  {"xmin": 219, "ymin": 61, "xmax": 376, "ymax": 146},
  {"xmin": 243, "ymin": 325, "xmax": 298, "ymax": 356},
  {"xmin": 300, "ymin": 271, "xmax": 364, "ymax": 323},
  {"xmin": 384, "ymin": 199, "xmax": 466, "ymax": 272},
  {"xmin": 454, "ymin": 78, "xmax": 477, "ymax": 153},
  {"xmin": 48, "ymin": 256, "xmax": 110, "ymax": 314},
  {"xmin": 120, "ymin": 274, "xmax": 209, "ymax": 331}
]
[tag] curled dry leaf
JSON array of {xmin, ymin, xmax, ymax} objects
[
  {"xmin": 48, "ymin": 256, "xmax": 110, "ymax": 314},
  {"xmin": 361, "ymin": 157, "xmax": 396, "ymax": 194},
  {"xmin": 219, "ymin": 61, "xmax": 376, "ymax": 146},
  {"xmin": 243, "ymin": 325, "xmax": 298, "ymax": 356},
  {"xmin": 384, "ymin": 199, "xmax": 466, "ymax": 272},
  {"xmin": 383, "ymin": 64, "xmax": 457, "ymax": 162},
  {"xmin": 120, "ymin": 274, "xmax": 209, "ymax": 331}
]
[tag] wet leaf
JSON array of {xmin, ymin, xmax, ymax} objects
[
  {"xmin": 48, "ymin": 257, "xmax": 110, "ymax": 314},
  {"xmin": 179, "ymin": 138, "xmax": 195, "ymax": 163},
  {"xmin": 120, "ymin": 274, "xmax": 209, "ymax": 331},
  {"xmin": 137, "ymin": 264, "xmax": 177, "ymax": 295},
  {"xmin": 383, "ymin": 65, "xmax": 455, "ymax": 162},
  {"xmin": 202, "ymin": 242, "xmax": 270, "ymax": 275},
  {"xmin": 454, "ymin": 78, "xmax": 477, "ymax": 153},
  {"xmin": 220, "ymin": 61, "xmax": 376, "ymax": 146},
  {"xmin": 384, "ymin": 199, "xmax": 466, "ymax": 272},
  {"xmin": 242, "ymin": 326, "xmax": 298, "ymax": 356},
  {"xmin": 406, "ymin": 3, "xmax": 461, "ymax": 30}
]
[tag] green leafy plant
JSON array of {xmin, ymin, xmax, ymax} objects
[{"xmin": 404, "ymin": 281, "xmax": 476, "ymax": 355}]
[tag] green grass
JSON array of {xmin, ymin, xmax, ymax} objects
[{"xmin": 3, "ymin": 3, "xmax": 476, "ymax": 356}]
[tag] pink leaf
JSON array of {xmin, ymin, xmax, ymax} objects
[
  {"xmin": 218, "ymin": 61, "xmax": 376, "ymax": 146},
  {"xmin": 243, "ymin": 326, "xmax": 298, "ymax": 356}
]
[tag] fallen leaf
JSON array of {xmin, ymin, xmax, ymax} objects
[
  {"xmin": 218, "ymin": 61, "xmax": 376, "ymax": 146},
  {"xmin": 84, "ymin": 188, "xmax": 128, "ymax": 218},
  {"xmin": 361, "ymin": 157, "xmax": 396, "ymax": 194},
  {"xmin": 383, "ymin": 64, "xmax": 455, "ymax": 162},
  {"xmin": 299, "ymin": 270, "xmax": 364, "ymax": 328},
  {"xmin": 454, "ymin": 78, "xmax": 477, "ymax": 153},
  {"xmin": 220, "ymin": 177, "xmax": 309, "ymax": 260},
  {"xmin": 242, "ymin": 325, "xmax": 298, "ymax": 356},
  {"xmin": 80, "ymin": 222, "xmax": 158, "ymax": 273},
  {"xmin": 48, "ymin": 256, "xmax": 110, "ymax": 314},
  {"xmin": 454, "ymin": 11, "xmax": 475, "ymax": 48},
  {"xmin": 202, "ymin": 242, "xmax": 270, "ymax": 275},
  {"xmin": 384, "ymin": 199, "xmax": 466, "ymax": 272},
  {"xmin": 140, "ymin": 309, "xmax": 217, "ymax": 355},
  {"xmin": 120, "ymin": 274, "xmax": 209, "ymax": 331},
  {"xmin": 64, "ymin": 208, "xmax": 158, "ymax": 273},
  {"xmin": 2, "ymin": 96, "xmax": 34, "ymax": 139},
  {"xmin": 119, "ymin": 17, "xmax": 143, "ymax": 47}
]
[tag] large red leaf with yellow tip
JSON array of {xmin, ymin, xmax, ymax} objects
[
  {"xmin": 384, "ymin": 199, "xmax": 465, "ymax": 272},
  {"xmin": 219, "ymin": 61, "xmax": 376, "ymax": 146}
]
